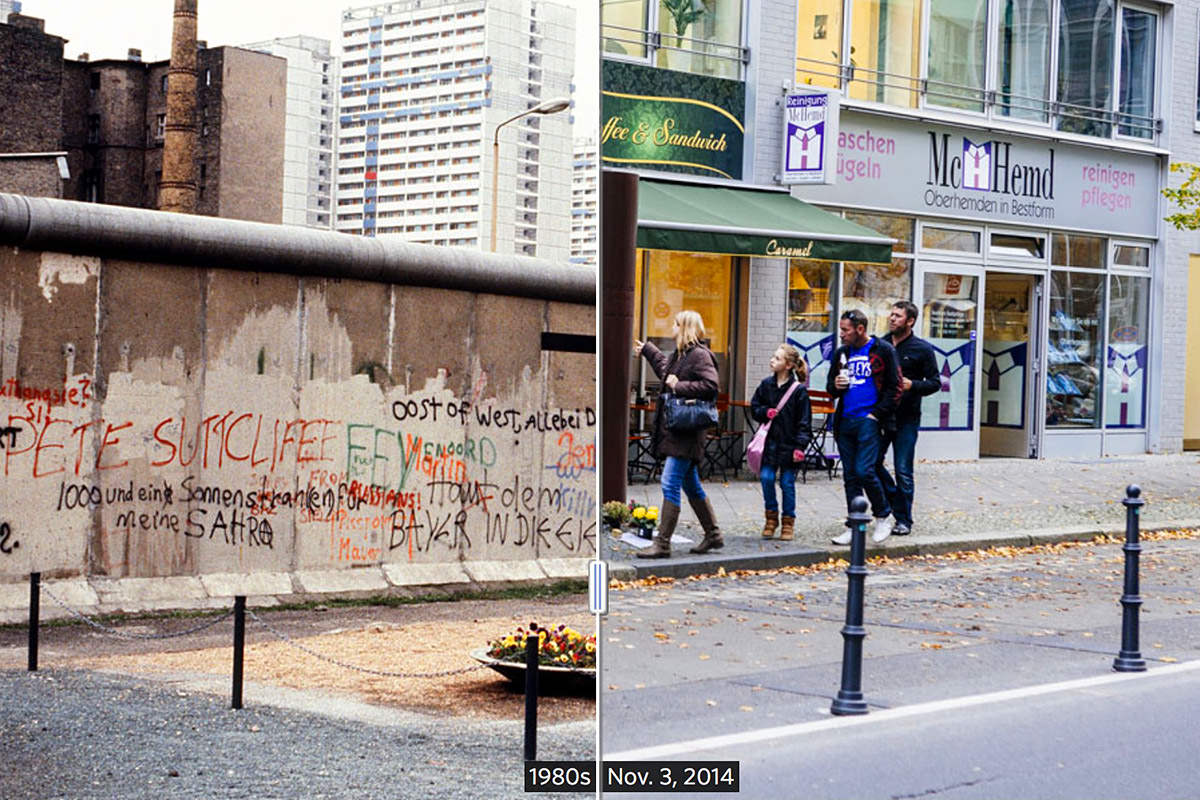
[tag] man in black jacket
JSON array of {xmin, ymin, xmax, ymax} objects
[
  {"xmin": 876, "ymin": 301, "xmax": 941, "ymax": 535},
  {"xmin": 827, "ymin": 309, "xmax": 902, "ymax": 545}
]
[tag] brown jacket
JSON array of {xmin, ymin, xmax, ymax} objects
[{"xmin": 641, "ymin": 341, "xmax": 719, "ymax": 463}]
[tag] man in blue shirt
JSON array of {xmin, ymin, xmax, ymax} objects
[{"xmin": 826, "ymin": 309, "xmax": 902, "ymax": 545}]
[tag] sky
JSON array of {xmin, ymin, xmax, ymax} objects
[{"xmin": 26, "ymin": 0, "xmax": 599, "ymax": 134}]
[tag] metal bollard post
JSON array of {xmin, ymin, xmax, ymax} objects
[
  {"xmin": 28, "ymin": 572, "xmax": 40, "ymax": 672},
  {"xmin": 524, "ymin": 631, "xmax": 540, "ymax": 760},
  {"xmin": 832, "ymin": 497, "xmax": 872, "ymax": 716},
  {"xmin": 1113, "ymin": 485, "xmax": 1146, "ymax": 673},
  {"xmin": 232, "ymin": 596, "xmax": 246, "ymax": 708}
]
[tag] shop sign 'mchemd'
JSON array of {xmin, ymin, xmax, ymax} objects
[
  {"xmin": 799, "ymin": 111, "xmax": 1159, "ymax": 237},
  {"xmin": 601, "ymin": 60, "xmax": 745, "ymax": 180},
  {"xmin": 780, "ymin": 88, "xmax": 841, "ymax": 186}
]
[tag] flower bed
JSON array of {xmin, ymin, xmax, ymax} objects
[{"xmin": 486, "ymin": 623, "xmax": 596, "ymax": 670}]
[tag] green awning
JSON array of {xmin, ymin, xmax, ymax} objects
[{"xmin": 637, "ymin": 179, "xmax": 894, "ymax": 264}]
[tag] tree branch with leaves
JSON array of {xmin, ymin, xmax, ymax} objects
[{"xmin": 1162, "ymin": 162, "xmax": 1200, "ymax": 231}]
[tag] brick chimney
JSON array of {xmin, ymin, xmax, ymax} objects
[{"xmin": 159, "ymin": 0, "xmax": 197, "ymax": 214}]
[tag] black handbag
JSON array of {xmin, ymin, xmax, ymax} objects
[{"xmin": 661, "ymin": 392, "xmax": 718, "ymax": 432}]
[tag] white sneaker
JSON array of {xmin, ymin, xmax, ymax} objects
[
  {"xmin": 872, "ymin": 517, "xmax": 894, "ymax": 544},
  {"xmin": 831, "ymin": 527, "xmax": 853, "ymax": 546}
]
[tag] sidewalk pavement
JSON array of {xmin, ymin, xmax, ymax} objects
[{"xmin": 607, "ymin": 452, "xmax": 1200, "ymax": 579}]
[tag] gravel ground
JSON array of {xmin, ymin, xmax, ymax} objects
[
  {"xmin": 0, "ymin": 597, "xmax": 595, "ymax": 799},
  {"xmin": 0, "ymin": 668, "xmax": 593, "ymax": 800}
]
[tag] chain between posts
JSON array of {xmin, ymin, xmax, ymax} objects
[
  {"xmin": 40, "ymin": 584, "xmax": 235, "ymax": 640},
  {"xmin": 244, "ymin": 608, "xmax": 490, "ymax": 679}
]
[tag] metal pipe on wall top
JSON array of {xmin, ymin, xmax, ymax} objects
[{"xmin": 0, "ymin": 193, "xmax": 593, "ymax": 306}]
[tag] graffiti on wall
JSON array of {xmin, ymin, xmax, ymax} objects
[{"xmin": 0, "ymin": 371, "xmax": 596, "ymax": 576}]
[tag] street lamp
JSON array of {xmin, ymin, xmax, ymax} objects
[{"xmin": 490, "ymin": 97, "xmax": 571, "ymax": 253}]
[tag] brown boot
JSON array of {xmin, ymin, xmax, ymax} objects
[
  {"xmin": 688, "ymin": 496, "xmax": 724, "ymax": 554},
  {"xmin": 779, "ymin": 515, "xmax": 795, "ymax": 541},
  {"xmin": 637, "ymin": 501, "xmax": 678, "ymax": 558},
  {"xmin": 761, "ymin": 509, "xmax": 779, "ymax": 539}
]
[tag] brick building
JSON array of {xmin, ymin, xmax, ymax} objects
[
  {"xmin": 0, "ymin": 14, "xmax": 66, "ymax": 196},
  {"xmin": 0, "ymin": 14, "xmax": 286, "ymax": 224}
]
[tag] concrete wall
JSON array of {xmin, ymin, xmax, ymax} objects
[
  {"xmin": 0, "ymin": 194, "xmax": 595, "ymax": 616},
  {"xmin": 215, "ymin": 47, "xmax": 286, "ymax": 224}
]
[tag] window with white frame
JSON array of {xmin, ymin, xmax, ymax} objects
[
  {"xmin": 797, "ymin": 0, "xmax": 1161, "ymax": 139},
  {"xmin": 601, "ymin": 0, "xmax": 746, "ymax": 79}
]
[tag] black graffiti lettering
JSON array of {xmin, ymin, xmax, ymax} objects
[
  {"xmin": 0, "ymin": 426, "xmax": 21, "ymax": 448},
  {"xmin": 184, "ymin": 508, "xmax": 273, "ymax": 547},
  {"xmin": 0, "ymin": 523, "xmax": 19, "ymax": 554}
]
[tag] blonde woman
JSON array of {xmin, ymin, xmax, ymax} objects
[
  {"xmin": 632, "ymin": 310, "xmax": 722, "ymax": 557},
  {"xmin": 749, "ymin": 344, "xmax": 812, "ymax": 541}
]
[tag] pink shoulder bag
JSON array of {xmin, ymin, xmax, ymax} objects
[{"xmin": 745, "ymin": 381, "xmax": 801, "ymax": 476}]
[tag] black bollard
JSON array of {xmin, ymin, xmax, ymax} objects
[
  {"xmin": 28, "ymin": 572, "xmax": 39, "ymax": 672},
  {"xmin": 1113, "ymin": 485, "xmax": 1146, "ymax": 672},
  {"xmin": 524, "ymin": 632, "xmax": 540, "ymax": 761},
  {"xmin": 232, "ymin": 596, "xmax": 246, "ymax": 708},
  {"xmin": 832, "ymin": 497, "xmax": 872, "ymax": 716}
]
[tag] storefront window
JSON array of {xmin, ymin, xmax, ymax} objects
[
  {"xmin": 921, "ymin": 272, "xmax": 977, "ymax": 430},
  {"xmin": 990, "ymin": 233, "xmax": 1045, "ymax": 259},
  {"xmin": 1113, "ymin": 243, "xmax": 1150, "ymax": 268},
  {"xmin": 601, "ymin": 0, "xmax": 649, "ymax": 58},
  {"xmin": 656, "ymin": 0, "xmax": 743, "ymax": 79},
  {"xmin": 1056, "ymin": 0, "xmax": 1115, "ymax": 137},
  {"xmin": 844, "ymin": 211, "xmax": 915, "ymax": 252},
  {"xmin": 1118, "ymin": 8, "xmax": 1157, "ymax": 139},
  {"xmin": 1046, "ymin": 271, "xmax": 1103, "ymax": 428},
  {"xmin": 848, "ymin": 0, "xmax": 923, "ymax": 107},
  {"xmin": 922, "ymin": 226, "xmax": 981, "ymax": 253},
  {"xmin": 1052, "ymin": 233, "xmax": 1105, "ymax": 268},
  {"xmin": 787, "ymin": 260, "xmax": 837, "ymax": 389},
  {"xmin": 842, "ymin": 259, "xmax": 912, "ymax": 336},
  {"xmin": 638, "ymin": 250, "xmax": 734, "ymax": 394},
  {"xmin": 997, "ymin": 0, "xmax": 1052, "ymax": 121},
  {"xmin": 927, "ymin": 0, "xmax": 989, "ymax": 111},
  {"xmin": 1105, "ymin": 275, "xmax": 1149, "ymax": 427},
  {"xmin": 796, "ymin": 0, "xmax": 844, "ymax": 89}
]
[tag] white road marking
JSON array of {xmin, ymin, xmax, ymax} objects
[{"xmin": 604, "ymin": 659, "xmax": 1200, "ymax": 761}]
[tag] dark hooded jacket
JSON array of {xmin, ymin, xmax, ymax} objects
[{"xmin": 750, "ymin": 374, "xmax": 812, "ymax": 468}]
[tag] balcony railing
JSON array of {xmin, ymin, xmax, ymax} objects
[{"xmin": 796, "ymin": 55, "xmax": 1160, "ymax": 142}]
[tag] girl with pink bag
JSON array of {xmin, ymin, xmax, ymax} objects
[{"xmin": 748, "ymin": 344, "xmax": 812, "ymax": 541}]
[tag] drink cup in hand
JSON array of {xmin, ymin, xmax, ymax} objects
[{"xmin": 836, "ymin": 368, "xmax": 850, "ymax": 389}]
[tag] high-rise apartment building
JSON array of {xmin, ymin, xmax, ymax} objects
[
  {"xmin": 241, "ymin": 35, "xmax": 338, "ymax": 229},
  {"xmin": 569, "ymin": 137, "xmax": 596, "ymax": 267},
  {"xmin": 336, "ymin": 0, "xmax": 574, "ymax": 260}
]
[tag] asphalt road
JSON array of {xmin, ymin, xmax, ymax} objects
[{"xmin": 601, "ymin": 535, "xmax": 1200, "ymax": 798}]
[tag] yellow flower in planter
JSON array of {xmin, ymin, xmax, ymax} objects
[
  {"xmin": 559, "ymin": 654, "xmax": 570, "ymax": 663},
  {"xmin": 647, "ymin": 506, "xmax": 659, "ymax": 521},
  {"xmin": 632, "ymin": 507, "xmax": 646, "ymax": 520}
]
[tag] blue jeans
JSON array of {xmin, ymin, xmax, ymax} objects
[
  {"xmin": 760, "ymin": 464, "xmax": 798, "ymax": 517},
  {"xmin": 876, "ymin": 420, "xmax": 919, "ymax": 528},
  {"xmin": 836, "ymin": 415, "xmax": 891, "ymax": 519},
  {"xmin": 660, "ymin": 456, "xmax": 705, "ymax": 507}
]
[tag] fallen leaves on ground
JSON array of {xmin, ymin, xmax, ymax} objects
[{"xmin": 609, "ymin": 528, "xmax": 1200, "ymax": 590}]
